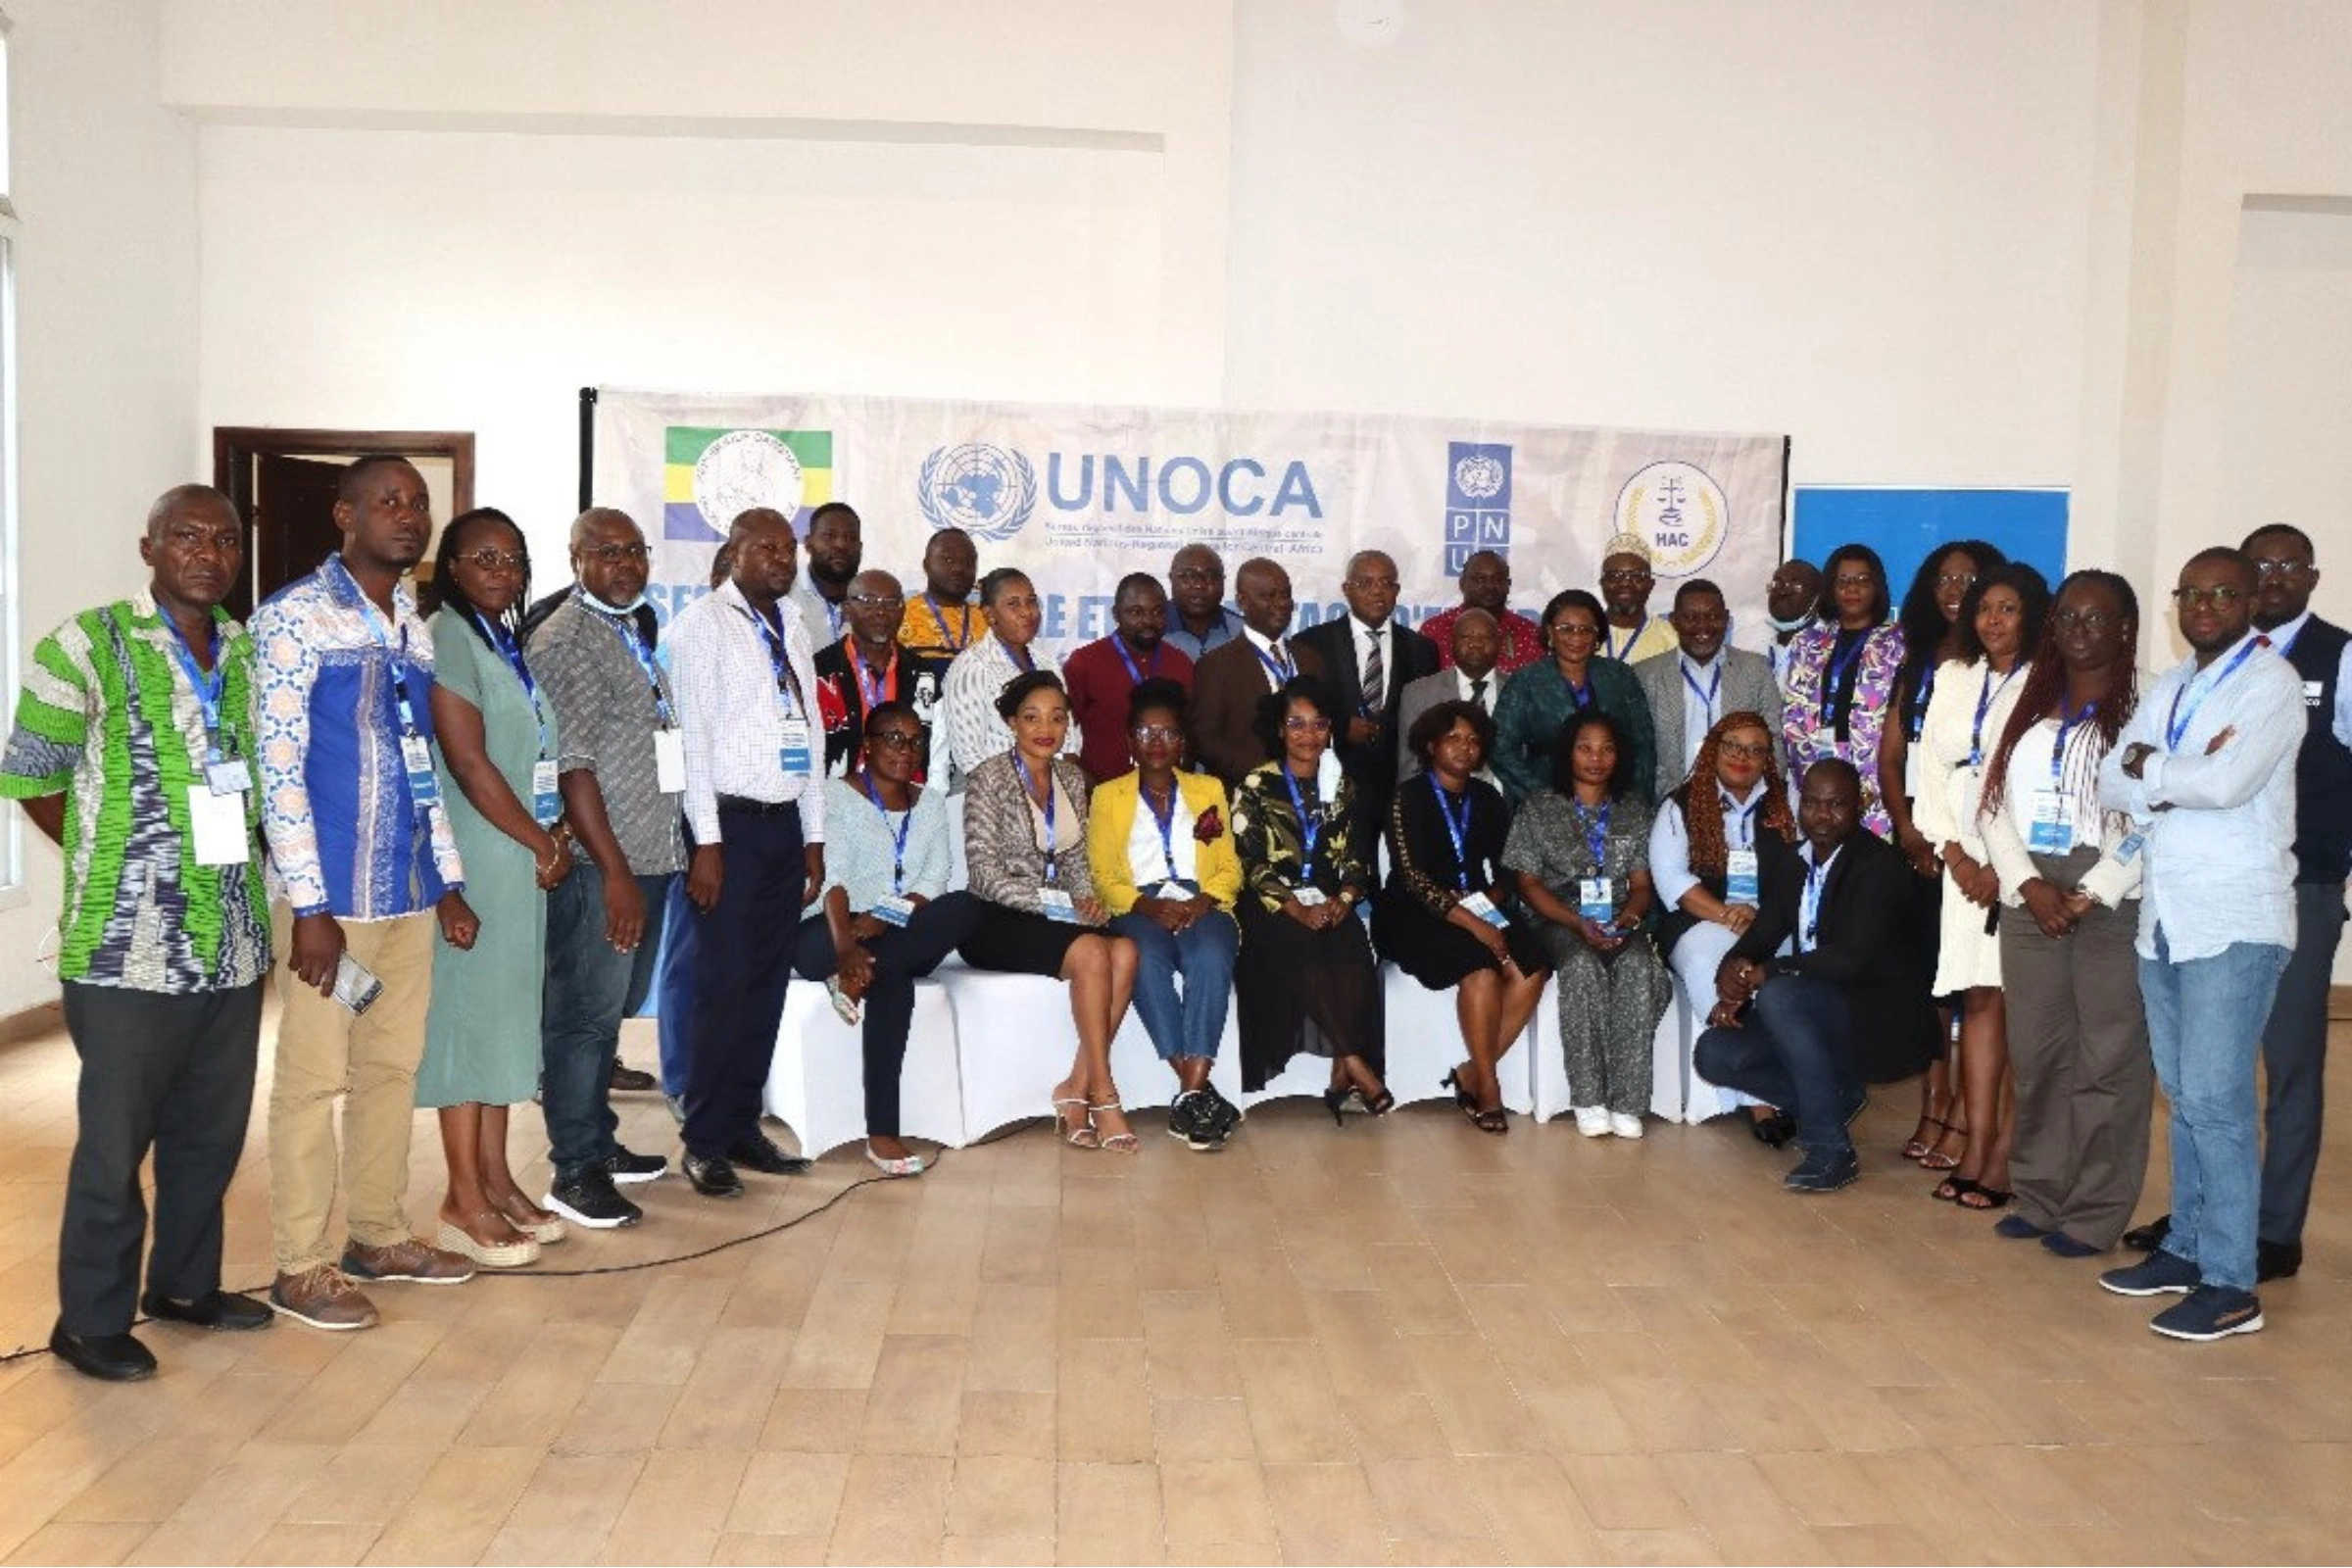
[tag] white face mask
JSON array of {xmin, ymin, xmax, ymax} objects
[
  {"xmin": 580, "ymin": 585, "xmax": 647, "ymax": 615},
  {"xmin": 1766, "ymin": 608, "xmax": 1815, "ymax": 634}
]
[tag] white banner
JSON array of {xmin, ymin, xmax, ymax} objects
[{"xmin": 590, "ymin": 388, "xmax": 1788, "ymax": 650}]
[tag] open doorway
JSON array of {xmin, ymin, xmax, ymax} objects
[{"xmin": 211, "ymin": 427, "xmax": 475, "ymax": 619}]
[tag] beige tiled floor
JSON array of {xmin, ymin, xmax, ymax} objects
[{"xmin": 1, "ymin": 1012, "xmax": 2349, "ymax": 1565}]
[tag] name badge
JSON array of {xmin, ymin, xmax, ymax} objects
[
  {"xmin": 2028, "ymin": 790, "xmax": 2074, "ymax": 855},
  {"xmin": 1039, "ymin": 887, "xmax": 1079, "ymax": 923},
  {"xmin": 1725, "ymin": 850, "xmax": 1759, "ymax": 906},
  {"xmin": 531, "ymin": 758, "xmax": 562, "ymax": 825},
  {"xmin": 1458, "ymin": 891, "xmax": 1508, "ymax": 928},
  {"xmin": 2115, "ymin": 830, "xmax": 2145, "ymax": 865},
  {"xmin": 2307, "ymin": 680, "xmax": 2327, "ymax": 709},
  {"xmin": 653, "ymin": 727, "xmax": 686, "ymax": 794},
  {"xmin": 1151, "ymin": 880, "xmax": 1194, "ymax": 903},
  {"xmin": 870, "ymin": 894, "xmax": 915, "ymax": 928},
  {"xmin": 1902, "ymin": 745, "xmax": 1923, "ymax": 802},
  {"xmin": 1578, "ymin": 876, "xmax": 1615, "ymax": 923},
  {"xmin": 205, "ymin": 756, "xmax": 253, "ymax": 797},
  {"xmin": 1293, "ymin": 886, "xmax": 1328, "ymax": 907},
  {"xmin": 186, "ymin": 785, "xmax": 249, "ymax": 867},
  {"xmin": 777, "ymin": 717, "xmax": 812, "ymax": 777},
  {"xmin": 400, "ymin": 733, "xmax": 441, "ymax": 808}
]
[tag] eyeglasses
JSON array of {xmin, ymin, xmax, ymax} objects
[
  {"xmin": 1718, "ymin": 738, "xmax": 1772, "ymax": 760},
  {"xmin": 459, "ymin": 549, "xmax": 528, "ymax": 573},
  {"xmin": 867, "ymin": 731, "xmax": 921, "ymax": 751},
  {"xmin": 2252, "ymin": 558, "xmax": 2314, "ymax": 579},
  {"xmin": 2171, "ymin": 585, "xmax": 2246, "ymax": 610},
  {"xmin": 1282, "ymin": 715, "xmax": 1332, "ymax": 733},
  {"xmin": 1935, "ymin": 571, "xmax": 1978, "ymax": 592},
  {"xmin": 849, "ymin": 593, "xmax": 906, "ymax": 610},
  {"xmin": 580, "ymin": 542, "xmax": 651, "ymax": 564},
  {"xmin": 1599, "ymin": 568, "xmax": 1649, "ymax": 585},
  {"xmin": 1170, "ymin": 567, "xmax": 1220, "ymax": 584},
  {"xmin": 1130, "ymin": 724, "xmax": 1183, "ymax": 744},
  {"xmin": 2048, "ymin": 609, "xmax": 2118, "ymax": 632},
  {"xmin": 1348, "ymin": 575, "xmax": 1400, "ymax": 592},
  {"xmin": 1833, "ymin": 572, "xmax": 1877, "ymax": 589},
  {"xmin": 1549, "ymin": 622, "xmax": 1600, "ymax": 640}
]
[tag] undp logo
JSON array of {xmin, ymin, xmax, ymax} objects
[
  {"xmin": 918, "ymin": 443, "xmax": 1038, "ymax": 542},
  {"xmin": 1452, "ymin": 451, "xmax": 1507, "ymax": 502},
  {"xmin": 1443, "ymin": 441, "xmax": 1513, "ymax": 576}
]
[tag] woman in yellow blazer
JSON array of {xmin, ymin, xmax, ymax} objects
[{"xmin": 1087, "ymin": 678, "xmax": 1246, "ymax": 1151}]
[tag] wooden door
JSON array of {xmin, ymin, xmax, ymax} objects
[{"xmin": 248, "ymin": 454, "xmax": 346, "ymax": 617}]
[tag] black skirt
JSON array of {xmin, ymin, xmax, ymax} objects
[
  {"xmin": 957, "ymin": 905, "xmax": 1098, "ymax": 977},
  {"xmin": 1233, "ymin": 900, "xmax": 1385, "ymax": 1091},
  {"xmin": 1371, "ymin": 888, "xmax": 1551, "ymax": 989}
]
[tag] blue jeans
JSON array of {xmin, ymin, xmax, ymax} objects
[
  {"xmin": 542, "ymin": 862, "xmax": 674, "ymax": 1182},
  {"xmin": 1692, "ymin": 973, "xmax": 1859, "ymax": 1155},
  {"xmin": 2141, "ymin": 927, "xmax": 2289, "ymax": 1292},
  {"xmin": 1111, "ymin": 908, "xmax": 1239, "ymax": 1064},
  {"xmin": 654, "ymin": 872, "xmax": 702, "ymax": 1099}
]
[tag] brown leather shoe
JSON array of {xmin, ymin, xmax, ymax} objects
[
  {"xmin": 268, "ymin": 1266, "xmax": 380, "ymax": 1331},
  {"xmin": 340, "ymin": 1238, "xmax": 476, "ymax": 1285}
]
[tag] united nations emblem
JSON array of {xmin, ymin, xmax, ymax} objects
[
  {"xmin": 1452, "ymin": 451, "xmax": 1507, "ymax": 503},
  {"xmin": 1614, "ymin": 461, "xmax": 1728, "ymax": 576},
  {"xmin": 918, "ymin": 443, "xmax": 1038, "ymax": 542},
  {"xmin": 693, "ymin": 430, "xmax": 806, "ymax": 534}
]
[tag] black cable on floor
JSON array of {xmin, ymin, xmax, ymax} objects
[{"xmin": 0, "ymin": 1118, "xmax": 1046, "ymax": 1365}]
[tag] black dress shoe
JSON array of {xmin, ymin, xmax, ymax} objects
[
  {"xmin": 2121, "ymin": 1214, "xmax": 2172, "ymax": 1253},
  {"xmin": 140, "ymin": 1289, "xmax": 273, "ymax": 1332},
  {"xmin": 1748, "ymin": 1112, "xmax": 1796, "ymax": 1149},
  {"xmin": 727, "ymin": 1134, "xmax": 813, "ymax": 1176},
  {"xmin": 683, "ymin": 1153, "xmax": 744, "ymax": 1199},
  {"xmin": 50, "ymin": 1325, "xmax": 157, "ymax": 1382},
  {"xmin": 2258, "ymin": 1239, "xmax": 2303, "ymax": 1282},
  {"xmin": 609, "ymin": 1059, "xmax": 658, "ymax": 1094}
]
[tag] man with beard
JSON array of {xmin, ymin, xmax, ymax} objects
[
  {"xmin": 1, "ymin": 486, "xmax": 275, "ymax": 1378},
  {"xmin": 2099, "ymin": 547, "xmax": 2302, "ymax": 1341},
  {"xmin": 790, "ymin": 501, "xmax": 862, "ymax": 650},
  {"xmin": 1162, "ymin": 543, "xmax": 1247, "ymax": 661},
  {"xmin": 253, "ymin": 455, "xmax": 477, "ymax": 1328},
  {"xmin": 1063, "ymin": 573, "xmax": 1196, "ymax": 782},
  {"xmin": 815, "ymin": 568, "xmax": 951, "ymax": 779},
  {"xmin": 897, "ymin": 526, "xmax": 989, "ymax": 658},
  {"xmin": 1418, "ymin": 550, "xmax": 1544, "ymax": 673},
  {"xmin": 1765, "ymin": 558, "xmax": 1822, "ymax": 697},
  {"xmin": 1598, "ymin": 534, "xmax": 1680, "ymax": 663},
  {"xmin": 1396, "ymin": 608, "xmax": 1508, "ymax": 785}
]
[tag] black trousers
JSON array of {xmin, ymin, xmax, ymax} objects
[
  {"xmin": 792, "ymin": 891, "xmax": 982, "ymax": 1137},
  {"xmin": 2259, "ymin": 881, "xmax": 2349, "ymax": 1246},
  {"xmin": 683, "ymin": 802, "xmax": 806, "ymax": 1159},
  {"xmin": 59, "ymin": 980, "xmax": 263, "ymax": 1335}
]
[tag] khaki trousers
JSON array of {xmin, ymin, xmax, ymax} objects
[{"xmin": 268, "ymin": 908, "xmax": 436, "ymax": 1274}]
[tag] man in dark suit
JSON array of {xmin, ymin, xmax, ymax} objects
[
  {"xmin": 1190, "ymin": 558, "xmax": 1326, "ymax": 786},
  {"xmin": 1293, "ymin": 551, "xmax": 1439, "ymax": 844},
  {"xmin": 1396, "ymin": 609, "xmax": 1506, "ymax": 786},
  {"xmin": 810, "ymin": 569, "xmax": 951, "ymax": 780},
  {"xmin": 1694, "ymin": 759, "xmax": 1938, "ymax": 1193}
]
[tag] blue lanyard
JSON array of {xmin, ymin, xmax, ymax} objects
[
  {"xmin": 1605, "ymin": 614, "xmax": 1644, "ymax": 661},
  {"xmin": 1252, "ymin": 639, "xmax": 1295, "ymax": 686},
  {"xmin": 1574, "ymin": 799, "xmax": 1612, "ymax": 871},
  {"xmin": 1968, "ymin": 664, "xmax": 2018, "ymax": 765},
  {"xmin": 474, "ymin": 610, "xmax": 554, "ymax": 760},
  {"xmin": 1112, "ymin": 636, "xmax": 1159, "ymax": 687},
  {"xmin": 1825, "ymin": 629, "xmax": 1869, "ymax": 727},
  {"xmin": 161, "ymin": 611, "xmax": 226, "ymax": 760},
  {"xmin": 335, "ymin": 559, "xmax": 420, "ymax": 735},
  {"xmin": 2166, "ymin": 637, "xmax": 2262, "ymax": 751},
  {"xmin": 1006, "ymin": 641, "xmax": 1037, "ymax": 675},
  {"xmin": 850, "ymin": 641, "xmax": 894, "ymax": 710},
  {"xmin": 582, "ymin": 594, "xmax": 674, "ymax": 727},
  {"xmin": 860, "ymin": 773, "xmax": 913, "ymax": 895},
  {"xmin": 1142, "ymin": 778, "xmax": 1182, "ymax": 881},
  {"xmin": 1681, "ymin": 658, "xmax": 1720, "ymax": 725},
  {"xmin": 924, "ymin": 593, "xmax": 970, "ymax": 653},
  {"xmin": 1019, "ymin": 757, "xmax": 1058, "ymax": 884},
  {"xmin": 1906, "ymin": 660, "xmax": 1937, "ymax": 742},
  {"xmin": 2051, "ymin": 697, "xmax": 2096, "ymax": 784},
  {"xmin": 1280, "ymin": 765, "xmax": 1320, "ymax": 878},
  {"xmin": 1430, "ymin": 774, "xmax": 1475, "ymax": 891},
  {"xmin": 1722, "ymin": 787, "xmax": 1760, "ymax": 850},
  {"xmin": 1564, "ymin": 674, "xmax": 1593, "ymax": 712},
  {"xmin": 1800, "ymin": 847, "xmax": 1838, "ymax": 951},
  {"xmin": 744, "ymin": 606, "xmax": 803, "ymax": 716}
]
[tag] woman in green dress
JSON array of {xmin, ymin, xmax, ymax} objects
[
  {"xmin": 418, "ymin": 510, "xmax": 573, "ymax": 1267},
  {"xmin": 1492, "ymin": 589, "xmax": 1656, "ymax": 806}
]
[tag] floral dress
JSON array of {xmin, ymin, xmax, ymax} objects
[
  {"xmin": 1229, "ymin": 760, "xmax": 1383, "ymax": 1090},
  {"xmin": 1778, "ymin": 621, "xmax": 1906, "ymax": 836}
]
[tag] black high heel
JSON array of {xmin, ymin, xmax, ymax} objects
[
  {"xmin": 1442, "ymin": 1067, "xmax": 1478, "ymax": 1121},
  {"xmin": 1322, "ymin": 1087, "xmax": 1355, "ymax": 1125},
  {"xmin": 1361, "ymin": 1085, "xmax": 1396, "ymax": 1117}
]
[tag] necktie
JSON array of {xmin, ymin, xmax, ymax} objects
[
  {"xmin": 1470, "ymin": 676, "xmax": 1489, "ymax": 711},
  {"xmin": 1362, "ymin": 629, "xmax": 1385, "ymax": 710}
]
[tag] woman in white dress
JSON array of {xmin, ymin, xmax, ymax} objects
[{"xmin": 1908, "ymin": 564, "xmax": 2048, "ymax": 1209}]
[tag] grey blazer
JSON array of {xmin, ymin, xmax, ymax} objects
[
  {"xmin": 1395, "ymin": 665, "xmax": 1508, "ymax": 781},
  {"xmin": 960, "ymin": 752, "xmax": 1101, "ymax": 914},
  {"xmin": 1634, "ymin": 645, "xmax": 1785, "ymax": 799}
]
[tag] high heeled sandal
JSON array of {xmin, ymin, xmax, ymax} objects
[
  {"xmin": 1322, "ymin": 1087, "xmax": 1358, "ymax": 1125},
  {"xmin": 490, "ymin": 1196, "xmax": 565, "ymax": 1246},
  {"xmin": 1050, "ymin": 1097, "xmax": 1100, "ymax": 1149},
  {"xmin": 1088, "ymin": 1101, "xmax": 1140, "ymax": 1153},
  {"xmin": 1471, "ymin": 1104, "xmax": 1508, "ymax": 1136},
  {"xmin": 1360, "ymin": 1087, "xmax": 1396, "ymax": 1117},
  {"xmin": 1903, "ymin": 1114, "xmax": 1957, "ymax": 1162},
  {"xmin": 1918, "ymin": 1120, "xmax": 1969, "ymax": 1172},
  {"xmin": 1442, "ymin": 1067, "xmax": 1479, "ymax": 1120}
]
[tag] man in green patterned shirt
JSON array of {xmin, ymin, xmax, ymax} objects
[{"xmin": 0, "ymin": 485, "xmax": 273, "ymax": 1381}]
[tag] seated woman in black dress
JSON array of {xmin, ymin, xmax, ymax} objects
[
  {"xmin": 1230, "ymin": 675, "xmax": 1390, "ymax": 1116},
  {"xmin": 956, "ymin": 670, "xmax": 1143, "ymax": 1151},
  {"xmin": 1374, "ymin": 700, "xmax": 1551, "ymax": 1133}
]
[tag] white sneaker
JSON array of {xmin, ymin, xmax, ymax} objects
[
  {"xmin": 1609, "ymin": 1112, "xmax": 1644, "ymax": 1139},
  {"xmin": 1573, "ymin": 1106, "xmax": 1611, "ymax": 1137}
]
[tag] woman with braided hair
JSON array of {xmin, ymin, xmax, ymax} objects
[
  {"xmin": 1650, "ymin": 710, "xmax": 1805, "ymax": 1133},
  {"xmin": 1976, "ymin": 569, "xmax": 2151, "ymax": 1256}
]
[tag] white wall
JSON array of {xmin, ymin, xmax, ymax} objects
[{"xmin": 0, "ymin": 0, "xmax": 199, "ymax": 1016}]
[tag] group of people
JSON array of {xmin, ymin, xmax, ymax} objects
[{"xmin": 14, "ymin": 455, "xmax": 2341, "ymax": 1384}]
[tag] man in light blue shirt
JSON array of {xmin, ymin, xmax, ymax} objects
[{"xmin": 2095, "ymin": 546, "xmax": 2302, "ymax": 1342}]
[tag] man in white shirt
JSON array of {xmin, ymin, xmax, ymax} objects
[
  {"xmin": 2096, "ymin": 546, "xmax": 2303, "ymax": 1342},
  {"xmin": 1635, "ymin": 579, "xmax": 1785, "ymax": 798},
  {"xmin": 666, "ymin": 509, "xmax": 829, "ymax": 1198},
  {"xmin": 1396, "ymin": 609, "xmax": 1507, "ymax": 783}
]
